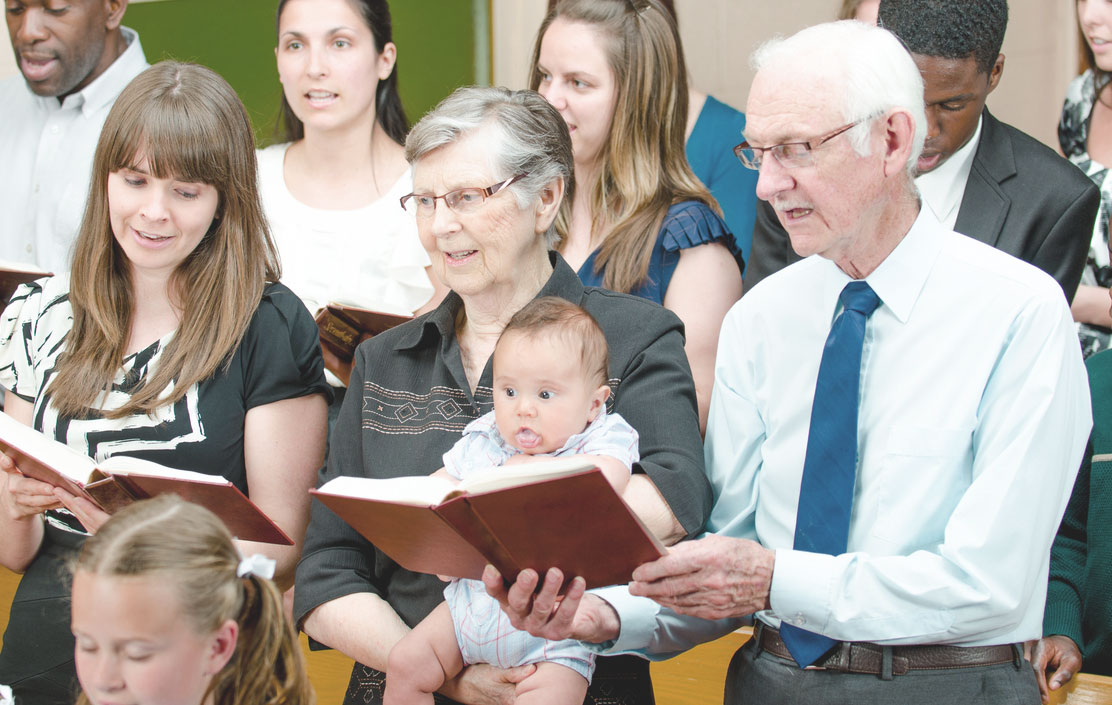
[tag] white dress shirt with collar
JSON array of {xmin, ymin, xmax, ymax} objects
[
  {"xmin": 593, "ymin": 206, "xmax": 1091, "ymax": 658},
  {"xmin": 0, "ymin": 27, "xmax": 148, "ymax": 272},
  {"xmin": 915, "ymin": 116, "xmax": 982, "ymax": 231}
]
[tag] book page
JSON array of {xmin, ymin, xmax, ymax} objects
[
  {"xmin": 0, "ymin": 412, "xmax": 96, "ymax": 486},
  {"xmin": 329, "ymin": 304, "xmax": 412, "ymax": 335},
  {"xmin": 329, "ymin": 301, "xmax": 413, "ymax": 318},
  {"xmin": 317, "ymin": 475, "xmax": 460, "ymax": 506},
  {"xmin": 97, "ymin": 455, "xmax": 227, "ymax": 483},
  {"xmin": 458, "ymin": 456, "xmax": 597, "ymax": 495},
  {"xmin": 0, "ymin": 258, "xmax": 50, "ymax": 276}
]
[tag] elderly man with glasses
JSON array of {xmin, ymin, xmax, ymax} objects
[
  {"xmin": 486, "ymin": 20, "xmax": 1091, "ymax": 705},
  {"xmin": 744, "ymin": 0, "xmax": 1099, "ymax": 308}
]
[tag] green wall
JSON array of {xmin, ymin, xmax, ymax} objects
[{"xmin": 124, "ymin": 0, "xmax": 478, "ymax": 146}]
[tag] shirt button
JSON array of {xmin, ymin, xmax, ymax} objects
[
  {"xmin": 33, "ymin": 184, "xmax": 39, "ymax": 193},
  {"xmin": 24, "ymin": 245, "xmax": 32, "ymax": 254},
  {"xmin": 50, "ymin": 125, "xmax": 59, "ymax": 134},
  {"xmin": 794, "ymin": 614, "xmax": 806, "ymax": 626}
]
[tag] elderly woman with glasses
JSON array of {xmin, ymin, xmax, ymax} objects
[{"xmin": 293, "ymin": 86, "xmax": 710, "ymax": 705}]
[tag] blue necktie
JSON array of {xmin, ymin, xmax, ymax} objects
[{"xmin": 779, "ymin": 280, "xmax": 881, "ymax": 668}]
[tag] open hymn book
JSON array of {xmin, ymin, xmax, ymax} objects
[
  {"xmin": 311, "ymin": 457, "xmax": 666, "ymax": 590},
  {"xmin": 0, "ymin": 413, "xmax": 292, "ymax": 544},
  {"xmin": 315, "ymin": 303, "xmax": 411, "ymax": 385},
  {"xmin": 0, "ymin": 259, "xmax": 51, "ymax": 304}
]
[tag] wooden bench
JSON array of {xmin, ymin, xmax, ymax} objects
[
  {"xmin": 1049, "ymin": 672, "xmax": 1112, "ymax": 705},
  {"xmin": 650, "ymin": 628, "xmax": 751, "ymax": 704}
]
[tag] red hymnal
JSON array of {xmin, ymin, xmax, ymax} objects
[
  {"xmin": 312, "ymin": 457, "xmax": 665, "ymax": 590},
  {"xmin": 0, "ymin": 413, "xmax": 291, "ymax": 544}
]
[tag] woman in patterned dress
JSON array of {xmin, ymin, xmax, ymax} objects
[
  {"xmin": 0, "ymin": 62, "xmax": 330, "ymax": 705},
  {"xmin": 1061, "ymin": 0, "xmax": 1112, "ymax": 357}
]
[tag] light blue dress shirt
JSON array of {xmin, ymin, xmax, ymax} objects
[{"xmin": 594, "ymin": 207, "xmax": 1092, "ymax": 658}]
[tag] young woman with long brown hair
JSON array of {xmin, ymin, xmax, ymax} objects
[{"xmin": 0, "ymin": 61, "xmax": 329, "ymax": 705}]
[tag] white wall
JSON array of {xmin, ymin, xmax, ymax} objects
[
  {"xmin": 1, "ymin": 1, "xmax": 1082, "ymax": 150},
  {"xmin": 491, "ymin": 0, "xmax": 1079, "ymax": 150}
]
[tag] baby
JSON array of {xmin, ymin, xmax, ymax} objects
[{"xmin": 385, "ymin": 296, "xmax": 639, "ymax": 705}]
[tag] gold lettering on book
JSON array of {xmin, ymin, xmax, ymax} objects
[{"xmin": 320, "ymin": 314, "xmax": 358, "ymax": 355}]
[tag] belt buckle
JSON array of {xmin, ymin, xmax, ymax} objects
[{"xmin": 809, "ymin": 642, "xmax": 853, "ymax": 672}]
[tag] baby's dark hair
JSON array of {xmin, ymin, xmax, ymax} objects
[{"xmin": 498, "ymin": 297, "xmax": 609, "ymax": 388}]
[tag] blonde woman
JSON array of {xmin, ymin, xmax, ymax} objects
[
  {"xmin": 839, "ymin": 0, "xmax": 880, "ymax": 23},
  {"xmin": 0, "ymin": 62, "xmax": 329, "ymax": 705},
  {"xmin": 530, "ymin": 0, "xmax": 743, "ymax": 432}
]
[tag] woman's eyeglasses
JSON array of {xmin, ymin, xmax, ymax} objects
[{"xmin": 400, "ymin": 174, "xmax": 528, "ymax": 215}]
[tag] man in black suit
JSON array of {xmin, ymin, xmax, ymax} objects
[{"xmin": 743, "ymin": 0, "xmax": 1100, "ymax": 302}]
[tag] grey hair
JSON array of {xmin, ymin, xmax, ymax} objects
[
  {"xmin": 752, "ymin": 20, "xmax": 926, "ymax": 176},
  {"xmin": 405, "ymin": 86, "xmax": 574, "ymax": 249}
]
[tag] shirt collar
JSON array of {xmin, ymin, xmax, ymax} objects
[
  {"xmin": 914, "ymin": 115, "xmax": 982, "ymax": 229},
  {"xmin": 46, "ymin": 27, "xmax": 146, "ymax": 117},
  {"xmin": 393, "ymin": 251, "xmax": 586, "ymax": 351},
  {"xmin": 818, "ymin": 205, "xmax": 944, "ymax": 325}
]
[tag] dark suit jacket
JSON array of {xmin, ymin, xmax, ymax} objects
[{"xmin": 743, "ymin": 109, "xmax": 1100, "ymax": 302}]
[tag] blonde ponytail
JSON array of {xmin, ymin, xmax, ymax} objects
[{"xmin": 73, "ymin": 496, "xmax": 314, "ymax": 705}]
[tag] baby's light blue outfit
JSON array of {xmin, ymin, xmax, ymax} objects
[{"xmin": 442, "ymin": 409, "xmax": 639, "ymax": 680}]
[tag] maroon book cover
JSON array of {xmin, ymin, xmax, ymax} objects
[
  {"xmin": 0, "ymin": 264, "xmax": 50, "ymax": 304},
  {"xmin": 112, "ymin": 473, "xmax": 292, "ymax": 545},
  {"xmin": 312, "ymin": 468, "xmax": 665, "ymax": 589},
  {"xmin": 0, "ymin": 413, "xmax": 291, "ymax": 544}
]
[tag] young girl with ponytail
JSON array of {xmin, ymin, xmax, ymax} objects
[{"xmin": 70, "ymin": 495, "xmax": 314, "ymax": 705}]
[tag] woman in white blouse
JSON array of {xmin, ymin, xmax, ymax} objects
[{"xmin": 265, "ymin": 0, "xmax": 446, "ymax": 394}]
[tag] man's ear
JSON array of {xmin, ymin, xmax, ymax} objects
[
  {"xmin": 881, "ymin": 109, "xmax": 915, "ymax": 178},
  {"xmin": 105, "ymin": 0, "xmax": 128, "ymax": 31},
  {"xmin": 986, "ymin": 53, "xmax": 1005, "ymax": 95}
]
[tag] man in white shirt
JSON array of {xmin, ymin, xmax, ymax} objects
[
  {"xmin": 486, "ymin": 19, "xmax": 1091, "ymax": 705},
  {"xmin": 1, "ymin": 0, "xmax": 148, "ymax": 272},
  {"xmin": 743, "ymin": 0, "xmax": 1100, "ymax": 304}
]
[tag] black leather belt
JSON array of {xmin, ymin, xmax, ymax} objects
[{"xmin": 756, "ymin": 624, "xmax": 1020, "ymax": 676}]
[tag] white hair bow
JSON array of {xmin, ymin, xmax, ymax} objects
[
  {"xmin": 236, "ymin": 553, "xmax": 276, "ymax": 580},
  {"xmin": 0, "ymin": 684, "xmax": 14, "ymax": 705}
]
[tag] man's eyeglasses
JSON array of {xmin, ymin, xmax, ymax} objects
[
  {"xmin": 400, "ymin": 174, "xmax": 528, "ymax": 215},
  {"xmin": 733, "ymin": 119, "xmax": 871, "ymax": 171}
]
